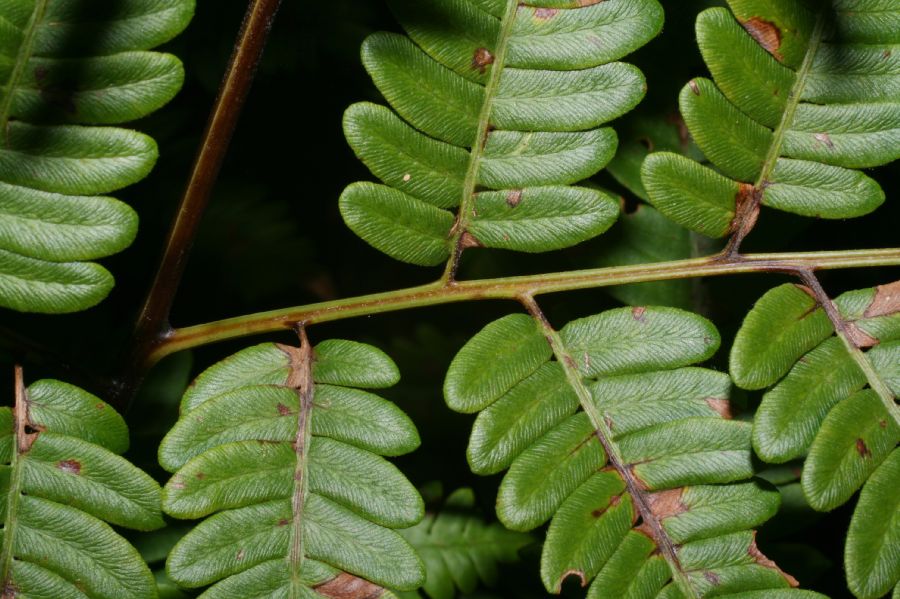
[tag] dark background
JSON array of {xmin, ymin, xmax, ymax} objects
[{"xmin": 2, "ymin": 0, "xmax": 897, "ymax": 596}]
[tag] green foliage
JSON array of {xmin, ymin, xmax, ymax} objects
[
  {"xmin": 399, "ymin": 487, "xmax": 532, "ymax": 599},
  {"xmin": 0, "ymin": 373, "xmax": 163, "ymax": 597},
  {"xmin": 159, "ymin": 340, "xmax": 425, "ymax": 596},
  {"xmin": 0, "ymin": 0, "xmax": 194, "ymax": 313},
  {"xmin": 731, "ymin": 282, "xmax": 900, "ymax": 598},
  {"xmin": 641, "ymin": 0, "xmax": 899, "ymax": 237},
  {"xmin": 444, "ymin": 308, "xmax": 820, "ymax": 598},
  {"xmin": 339, "ymin": 0, "xmax": 665, "ymax": 265}
]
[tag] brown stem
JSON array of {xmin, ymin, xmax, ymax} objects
[{"xmin": 115, "ymin": 0, "xmax": 283, "ymax": 409}]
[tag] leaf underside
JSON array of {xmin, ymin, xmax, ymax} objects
[
  {"xmin": 731, "ymin": 281, "xmax": 900, "ymax": 599},
  {"xmin": 340, "ymin": 0, "xmax": 666, "ymax": 266},
  {"xmin": 0, "ymin": 373, "xmax": 163, "ymax": 598},
  {"xmin": 444, "ymin": 308, "xmax": 822, "ymax": 598},
  {"xmin": 0, "ymin": 0, "xmax": 194, "ymax": 313},
  {"xmin": 641, "ymin": 0, "xmax": 899, "ymax": 238},
  {"xmin": 159, "ymin": 339, "xmax": 425, "ymax": 597}
]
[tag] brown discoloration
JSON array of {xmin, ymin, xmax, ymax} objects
[
  {"xmin": 846, "ymin": 324, "xmax": 879, "ymax": 348},
  {"xmin": 644, "ymin": 488, "xmax": 688, "ymax": 520},
  {"xmin": 276, "ymin": 403, "xmax": 292, "ymax": 416},
  {"xmin": 460, "ymin": 231, "xmax": 483, "ymax": 249},
  {"xmin": 577, "ymin": 0, "xmax": 606, "ymax": 5},
  {"xmin": 557, "ymin": 570, "xmax": 587, "ymax": 590},
  {"xmin": 196, "ymin": 472, "xmax": 206, "ymax": 480},
  {"xmin": 729, "ymin": 184, "xmax": 762, "ymax": 248},
  {"xmin": 813, "ymin": 133, "xmax": 835, "ymax": 149},
  {"xmin": 749, "ymin": 534, "xmax": 799, "ymax": 586},
  {"xmin": 564, "ymin": 355, "xmax": 578, "ymax": 370},
  {"xmin": 632, "ymin": 306, "xmax": 647, "ymax": 322},
  {"xmin": 864, "ymin": 280, "xmax": 900, "ymax": 318},
  {"xmin": 534, "ymin": 8, "xmax": 559, "ymax": 19},
  {"xmin": 95, "ymin": 402, "xmax": 105, "ymax": 410},
  {"xmin": 856, "ymin": 438, "xmax": 871, "ymax": 458},
  {"xmin": 706, "ymin": 398, "xmax": 733, "ymax": 419},
  {"xmin": 14, "ymin": 366, "xmax": 40, "ymax": 454},
  {"xmin": 236, "ymin": 549, "xmax": 245, "ymax": 561},
  {"xmin": 276, "ymin": 343, "xmax": 308, "ymax": 389},
  {"xmin": 506, "ymin": 190, "xmax": 523, "ymax": 207},
  {"xmin": 315, "ymin": 573, "xmax": 385, "ymax": 599},
  {"xmin": 57, "ymin": 460, "xmax": 81, "ymax": 475},
  {"xmin": 740, "ymin": 17, "xmax": 784, "ymax": 61},
  {"xmin": 2, "ymin": 582, "xmax": 18, "ymax": 599},
  {"xmin": 884, "ymin": 49, "xmax": 892, "ymax": 59},
  {"xmin": 688, "ymin": 79, "xmax": 701, "ymax": 95},
  {"xmin": 704, "ymin": 571, "xmax": 721, "ymax": 585},
  {"xmin": 591, "ymin": 495, "xmax": 621, "ymax": 518},
  {"xmin": 471, "ymin": 47, "xmax": 494, "ymax": 74},
  {"xmin": 880, "ymin": 420, "xmax": 888, "ymax": 429},
  {"xmin": 170, "ymin": 478, "xmax": 186, "ymax": 490}
]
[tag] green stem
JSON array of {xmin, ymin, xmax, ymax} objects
[
  {"xmin": 725, "ymin": 13, "xmax": 826, "ymax": 255},
  {"xmin": 441, "ymin": 0, "xmax": 519, "ymax": 282},
  {"xmin": 288, "ymin": 328, "xmax": 314, "ymax": 597},
  {"xmin": 0, "ymin": 367, "xmax": 31, "ymax": 589},
  {"xmin": 0, "ymin": 0, "xmax": 50, "ymax": 133},
  {"xmin": 520, "ymin": 297, "xmax": 700, "ymax": 598},
  {"xmin": 147, "ymin": 248, "xmax": 900, "ymax": 366},
  {"xmin": 798, "ymin": 272, "xmax": 900, "ymax": 428}
]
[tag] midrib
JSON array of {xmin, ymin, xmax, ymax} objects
[
  {"xmin": 442, "ymin": 0, "xmax": 519, "ymax": 281},
  {"xmin": 0, "ymin": 0, "xmax": 50, "ymax": 135},
  {"xmin": 753, "ymin": 13, "xmax": 826, "ymax": 190},
  {"xmin": 0, "ymin": 367, "xmax": 30, "ymax": 591},
  {"xmin": 287, "ymin": 338, "xmax": 314, "ymax": 599}
]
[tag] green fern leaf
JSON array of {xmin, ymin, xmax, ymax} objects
[
  {"xmin": 0, "ymin": 0, "xmax": 194, "ymax": 313},
  {"xmin": 445, "ymin": 309, "xmax": 820, "ymax": 598},
  {"xmin": 399, "ymin": 487, "xmax": 531, "ymax": 599},
  {"xmin": 159, "ymin": 339, "xmax": 425, "ymax": 597},
  {"xmin": 731, "ymin": 281, "xmax": 900, "ymax": 599},
  {"xmin": 0, "ymin": 369, "xmax": 163, "ymax": 597},
  {"xmin": 339, "ymin": 0, "xmax": 664, "ymax": 266},
  {"xmin": 641, "ymin": 1, "xmax": 899, "ymax": 237}
]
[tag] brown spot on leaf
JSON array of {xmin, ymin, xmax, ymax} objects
[
  {"xmin": 749, "ymin": 534, "xmax": 799, "ymax": 586},
  {"xmin": 856, "ymin": 438, "xmax": 871, "ymax": 458},
  {"xmin": 880, "ymin": 420, "xmax": 887, "ymax": 428},
  {"xmin": 730, "ymin": 183, "xmax": 762, "ymax": 239},
  {"xmin": 813, "ymin": 133, "xmax": 835, "ymax": 149},
  {"xmin": 884, "ymin": 49, "xmax": 892, "ymax": 59},
  {"xmin": 704, "ymin": 571, "xmax": 721, "ymax": 585},
  {"xmin": 506, "ymin": 190, "xmax": 523, "ymax": 207},
  {"xmin": 688, "ymin": 79, "xmax": 701, "ymax": 95},
  {"xmin": 276, "ymin": 403, "xmax": 292, "ymax": 416},
  {"xmin": 534, "ymin": 8, "xmax": 559, "ymax": 20},
  {"xmin": 460, "ymin": 231, "xmax": 483, "ymax": 249},
  {"xmin": 645, "ymin": 488, "xmax": 688, "ymax": 520},
  {"xmin": 556, "ymin": 570, "xmax": 587, "ymax": 592},
  {"xmin": 315, "ymin": 573, "xmax": 384, "ymax": 599},
  {"xmin": 2, "ymin": 581, "xmax": 18, "ymax": 599},
  {"xmin": 236, "ymin": 549, "xmax": 245, "ymax": 561},
  {"xmin": 706, "ymin": 398, "xmax": 733, "ymax": 419},
  {"xmin": 632, "ymin": 306, "xmax": 647, "ymax": 322},
  {"xmin": 57, "ymin": 460, "xmax": 81, "ymax": 475},
  {"xmin": 740, "ymin": 17, "xmax": 784, "ymax": 61},
  {"xmin": 846, "ymin": 324, "xmax": 879, "ymax": 348},
  {"xmin": 591, "ymin": 495, "xmax": 621, "ymax": 518},
  {"xmin": 95, "ymin": 403, "xmax": 105, "ymax": 410},
  {"xmin": 195, "ymin": 472, "xmax": 206, "ymax": 480},
  {"xmin": 471, "ymin": 47, "xmax": 494, "ymax": 74},
  {"xmin": 170, "ymin": 478, "xmax": 186, "ymax": 490},
  {"xmin": 864, "ymin": 280, "xmax": 900, "ymax": 318},
  {"xmin": 278, "ymin": 518, "xmax": 290, "ymax": 526}
]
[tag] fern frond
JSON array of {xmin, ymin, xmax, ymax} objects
[
  {"xmin": 444, "ymin": 308, "xmax": 820, "ymax": 598},
  {"xmin": 399, "ymin": 487, "xmax": 531, "ymax": 599},
  {"xmin": 0, "ymin": 367, "xmax": 163, "ymax": 597},
  {"xmin": 339, "ymin": 0, "xmax": 664, "ymax": 266},
  {"xmin": 159, "ymin": 338, "xmax": 425, "ymax": 597},
  {"xmin": 0, "ymin": 0, "xmax": 194, "ymax": 313},
  {"xmin": 731, "ymin": 280, "xmax": 900, "ymax": 598},
  {"xmin": 641, "ymin": 0, "xmax": 899, "ymax": 238}
]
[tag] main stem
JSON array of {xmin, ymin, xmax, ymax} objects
[
  {"xmin": 118, "ymin": 0, "xmax": 283, "ymax": 407},
  {"xmin": 520, "ymin": 297, "xmax": 700, "ymax": 598},
  {"xmin": 145, "ymin": 248, "xmax": 900, "ymax": 367}
]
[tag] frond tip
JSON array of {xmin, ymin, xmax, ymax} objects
[
  {"xmin": 159, "ymin": 339, "xmax": 425, "ymax": 597},
  {"xmin": 340, "ymin": 0, "xmax": 665, "ymax": 267},
  {"xmin": 0, "ymin": 0, "xmax": 195, "ymax": 313},
  {"xmin": 641, "ymin": 0, "xmax": 899, "ymax": 240},
  {"xmin": 445, "ymin": 308, "xmax": 822, "ymax": 597}
]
